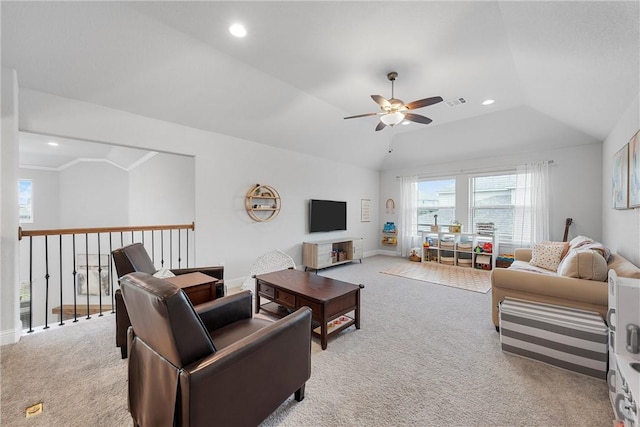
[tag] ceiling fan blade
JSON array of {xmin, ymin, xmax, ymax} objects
[
  {"xmin": 404, "ymin": 113, "xmax": 433, "ymax": 125},
  {"xmin": 371, "ymin": 95, "xmax": 390, "ymax": 108},
  {"xmin": 344, "ymin": 112, "xmax": 379, "ymax": 120},
  {"xmin": 405, "ymin": 96, "xmax": 444, "ymax": 110},
  {"xmin": 375, "ymin": 121, "xmax": 387, "ymax": 131}
]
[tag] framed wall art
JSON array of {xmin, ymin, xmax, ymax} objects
[
  {"xmin": 612, "ymin": 144, "xmax": 629, "ymax": 209},
  {"xmin": 361, "ymin": 199, "xmax": 371, "ymax": 222},
  {"xmin": 76, "ymin": 254, "xmax": 110, "ymax": 296},
  {"xmin": 629, "ymin": 130, "xmax": 640, "ymax": 208}
]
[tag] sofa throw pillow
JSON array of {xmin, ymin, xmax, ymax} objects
[
  {"xmin": 153, "ymin": 269, "xmax": 175, "ymax": 279},
  {"xmin": 540, "ymin": 241, "xmax": 570, "ymax": 260},
  {"xmin": 557, "ymin": 249, "xmax": 607, "ymax": 281},
  {"xmin": 529, "ymin": 243, "xmax": 565, "ymax": 271}
]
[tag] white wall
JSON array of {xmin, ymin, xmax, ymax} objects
[
  {"xmin": 602, "ymin": 95, "xmax": 640, "ymax": 266},
  {"xmin": 17, "ymin": 168, "xmax": 59, "ymax": 230},
  {"xmin": 380, "ymin": 143, "xmax": 603, "ymax": 249},
  {"xmin": 17, "ymin": 89, "xmax": 380, "ymax": 286},
  {"xmin": 59, "ymin": 161, "xmax": 128, "ymax": 228},
  {"xmin": 128, "ymin": 152, "xmax": 194, "ymax": 225},
  {"xmin": 1, "ymin": 68, "xmax": 22, "ymax": 344}
]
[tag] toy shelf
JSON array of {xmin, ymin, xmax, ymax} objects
[{"xmin": 420, "ymin": 231, "xmax": 498, "ymax": 270}]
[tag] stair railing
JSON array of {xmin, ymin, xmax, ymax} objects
[{"xmin": 18, "ymin": 222, "xmax": 196, "ymax": 332}]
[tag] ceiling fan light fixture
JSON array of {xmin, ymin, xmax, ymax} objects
[{"xmin": 380, "ymin": 112, "xmax": 405, "ymax": 126}]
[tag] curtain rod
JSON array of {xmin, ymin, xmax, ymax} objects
[{"xmin": 396, "ymin": 160, "xmax": 554, "ymax": 180}]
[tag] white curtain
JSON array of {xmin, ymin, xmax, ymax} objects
[
  {"xmin": 398, "ymin": 176, "xmax": 418, "ymax": 257},
  {"xmin": 513, "ymin": 161, "xmax": 549, "ymax": 247}
]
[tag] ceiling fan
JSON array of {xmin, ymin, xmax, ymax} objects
[{"xmin": 344, "ymin": 72, "xmax": 443, "ymax": 131}]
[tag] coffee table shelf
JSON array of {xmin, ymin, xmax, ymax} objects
[
  {"xmin": 312, "ymin": 315, "xmax": 355, "ymax": 336},
  {"xmin": 259, "ymin": 301, "xmax": 293, "ymax": 318}
]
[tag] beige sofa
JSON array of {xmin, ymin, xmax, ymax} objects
[{"xmin": 491, "ymin": 248, "xmax": 640, "ymax": 329}]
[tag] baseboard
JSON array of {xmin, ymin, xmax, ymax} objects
[
  {"xmin": 368, "ymin": 249, "xmax": 398, "ymax": 257},
  {"xmin": 0, "ymin": 325, "xmax": 22, "ymax": 345}
]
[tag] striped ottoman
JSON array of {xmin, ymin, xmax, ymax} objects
[{"xmin": 499, "ymin": 298, "xmax": 608, "ymax": 379}]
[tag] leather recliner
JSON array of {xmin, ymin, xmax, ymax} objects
[
  {"xmin": 112, "ymin": 243, "xmax": 224, "ymax": 358},
  {"xmin": 120, "ymin": 272, "xmax": 312, "ymax": 427}
]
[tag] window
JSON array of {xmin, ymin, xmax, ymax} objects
[
  {"xmin": 19, "ymin": 179, "xmax": 33, "ymax": 223},
  {"xmin": 470, "ymin": 174, "xmax": 517, "ymax": 242},
  {"xmin": 417, "ymin": 179, "xmax": 455, "ymax": 232}
]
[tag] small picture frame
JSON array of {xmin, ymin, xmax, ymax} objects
[
  {"xmin": 629, "ymin": 130, "xmax": 640, "ymax": 208},
  {"xmin": 612, "ymin": 143, "xmax": 629, "ymax": 209},
  {"xmin": 361, "ymin": 199, "xmax": 371, "ymax": 222}
]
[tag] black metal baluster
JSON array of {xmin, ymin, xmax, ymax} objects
[
  {"xmin": 120, "ymin": 232, "xmax": 123, "ymax": 248},
  {"xmin": 151, "ymin": 231, "xmax": 155, "ymax": 264},
  {"xmin": 85, "ymin": 234, "xmax": 91, "ymax": 320},
  {"xmin": 130, "ymin": 230, "xmax": 134, "ymax": 243},
  {"xmin": 58, "ymin": 235, "xmax": 64, "ymax": 326},
  {"xmin": 186, "ymin": 230, "xmax": 189, "ymax": 267},
  {"xmin": 110, "ymin": 233, "xmax": 115, "ymax": 314},
  {"xmin": 178, "ymin": 230, "xmax": 182, "ymax": 268},
  {"xmin": 27, "ymin": 236, "xmax": 34, "ymax": 333},
  {"xmin": 43, "ymin": 235, "xmax": 50, "ymax": 330},
  {"xmin": 170, "ymin": 230, "xmax": 173, "ymax": 269},
  {"xmin": 72, "ymin": 235, "xmax": 78, "ymax": 323},
  {"xmin": 97, "ymin": 232, "xmax": 103, "ymax": 316},
  {"xmin": 161, "ymin": 231, "xmax": 165, "ymax": 268}
]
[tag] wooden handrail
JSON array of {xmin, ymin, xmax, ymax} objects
[{"xmin": 18, "ymin": 222, "xmax": 195, "ymax": 240}]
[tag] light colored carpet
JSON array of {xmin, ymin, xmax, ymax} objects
[
  {"xmin": 1, "ymin": 255, "xmax": 612, "ymax": 426},
  {"xmin": 381, "ymin": 259, "xmax": 492, "ymax": 293}
]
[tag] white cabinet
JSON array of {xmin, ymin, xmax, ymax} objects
[
  {"xmin": 353, "ymin": 238, "xmax": 363, "ymax": 260},
  {"xmin": 420, "ymin": 231, "xmax": 497, "ymax": 270},
  {"xmin": 608, "ymin": 270, "xmax": 640, "ymax": 426},
  {"xmin": 303, "ymin": 237, "xmax": 363, "ymax": 271}
]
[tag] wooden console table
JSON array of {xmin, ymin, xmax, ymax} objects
[
  {"xmin": 302, "ymin": 237, "xmax": 363, "ymax": 272},
  {"xmin": 255, "ymin": 269, "xmax": 363, "ymax": 350}
]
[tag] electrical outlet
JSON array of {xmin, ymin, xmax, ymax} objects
[{"xmin": 25, "ymin": 402, "xmax": 43, "ymax": 418}]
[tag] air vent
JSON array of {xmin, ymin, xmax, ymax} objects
[{"xmin": 446, "ymin": 97, "xmax": 467, "ymax": 107}]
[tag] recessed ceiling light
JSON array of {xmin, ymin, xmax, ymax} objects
[
  {"xmin": 229, "ymin": 23, "xmax": 247, "ymax": 38},
  {"xmin": 482, "ymin": 99, "xmax": 495, "ymax": 106},
  {"xmin": 47, "ymin": 142, "xmax": 59, "ymax": 147}
]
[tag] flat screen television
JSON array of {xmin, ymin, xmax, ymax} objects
[{"xmin": 309, "ymin": 199, "xmax": 347, "ymax": 232}]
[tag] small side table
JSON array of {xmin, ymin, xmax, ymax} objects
[{"xmin": 166, "ymin": 272, "xmax": 220, "ymax": 305}]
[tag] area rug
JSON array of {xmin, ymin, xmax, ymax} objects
[{"xmin": 380, "ymin": 260, "xmax": 491, "ymax": 293}]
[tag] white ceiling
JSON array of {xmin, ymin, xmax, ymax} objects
[
  {"xmin": 3, "ymin": 1, "xmax": 638, "ymax": 171},
  {"xmin": 19, "ymin": 132, "xmax": 155, "ymax": 171}
]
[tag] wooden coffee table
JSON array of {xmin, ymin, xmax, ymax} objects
[{"xmin": 255, "ymin": 269, "xmax": 362, "ymax": 350}]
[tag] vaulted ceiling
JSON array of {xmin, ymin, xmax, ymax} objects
[{"xmin": 3, "ymin": 1, "xmax": 638, "ymax": 171}]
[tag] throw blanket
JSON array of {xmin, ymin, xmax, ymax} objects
[{"xmin": 572, "ymin": 240, "xmax": 612, "ymax": 261}]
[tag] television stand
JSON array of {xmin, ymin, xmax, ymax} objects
[{"xmin": 302, "ymin": 237, "xmax": 363, "ymax": 272}]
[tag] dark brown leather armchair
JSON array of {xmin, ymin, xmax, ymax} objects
[
  {"xmin": 120, "ymin": 272, "xmax": 312, "ymax": 427},
  {"xmin": 112, "ymin": 243, "xmax": 224, "ymax": 358}
]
